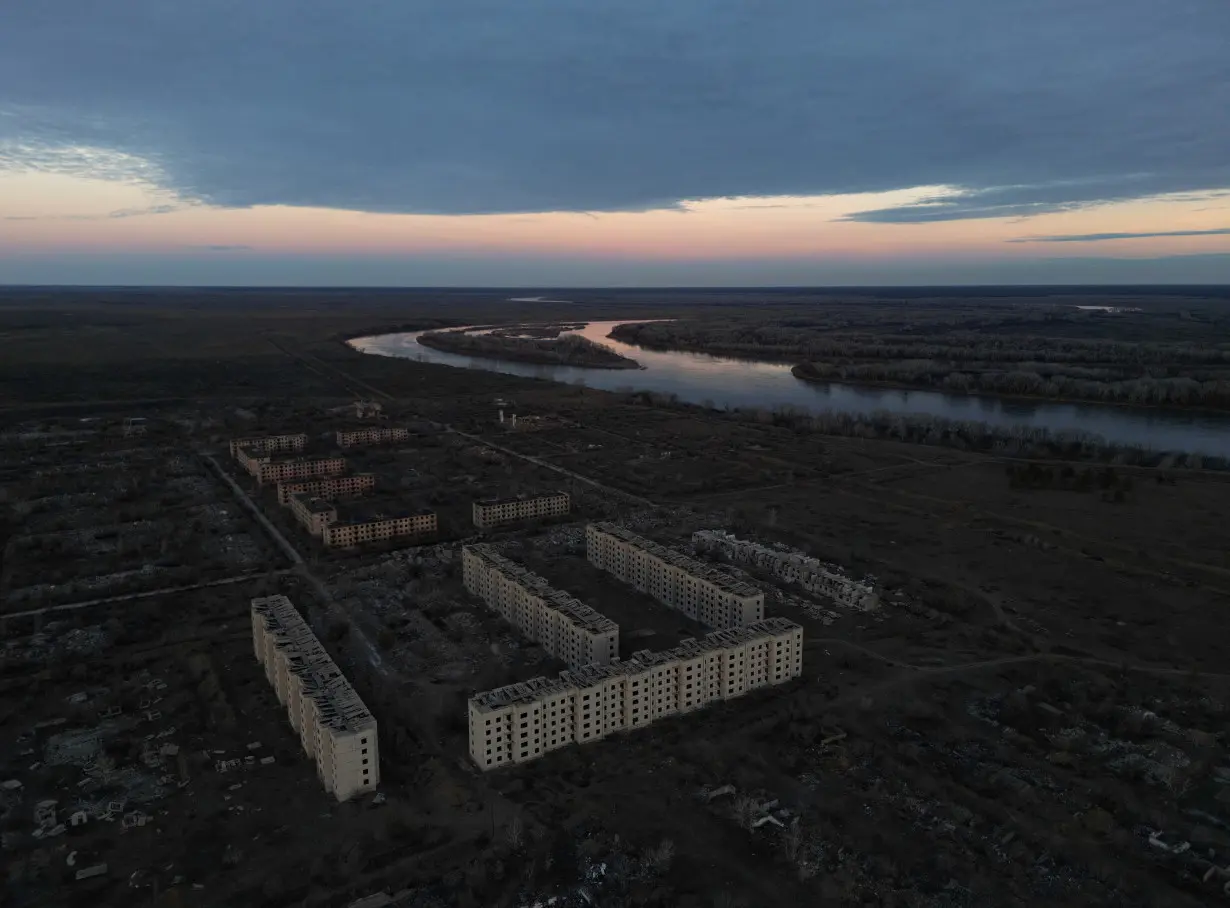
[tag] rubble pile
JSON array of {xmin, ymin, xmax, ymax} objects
[{"xmin": 692, "ymin": 530, "xmax": 880, "ymax": 611}]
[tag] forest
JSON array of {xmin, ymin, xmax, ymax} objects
[
  {"xmin": 418, "ymin": 329, "xmax": 639, "ymax": 369},
  {"xmin": 613, "ymin": 305, "xmax": 1230, "ymax": 409}
]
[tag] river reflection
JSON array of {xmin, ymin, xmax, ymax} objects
[{"xmin": 348, "ymin": 321, "xmax": 1230, "ymax": 457}]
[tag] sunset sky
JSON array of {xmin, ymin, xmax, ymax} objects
[{"xmin": 2, "ymin": 1, "xmax": 1229, "ymax": 286}]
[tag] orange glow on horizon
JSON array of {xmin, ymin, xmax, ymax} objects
[{"xmin": 2, "ymin": 171, "xmax": 1229, "ymax": 263}]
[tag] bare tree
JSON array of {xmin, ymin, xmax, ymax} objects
[
  {"xmin": 783, "ymin": 818, "xmax": 804, "ymax": 864},
  {"xmin": 648, "ymin": 838, "xmax": 675, "ymax": 872},
  {"xmin": 506, "ymin": 814, "xmax": 524, "ymax": 850},
  {"xmin": 1160, "ymin": 764, "xmax": 1194, "ymax": 799},
  {"xmin": 733, "ymin": 796, "xmax": 759, "ymax": 831}
]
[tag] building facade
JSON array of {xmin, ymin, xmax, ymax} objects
[
  {"xmin": 472, "ymin": 491, "xmax": 570, "ymax": 529},
  {"xmin": 277, "ymin": 473, "xmax": 376, "ymax": 506},
  {"xmin": 692, "ymin": 530, "xmax": 880, "ymax": 611},
  {"xmin": 335, "ymin": 426, "xmax": 410, "ymax": 448},
  {"xmin": 251, "ymin": 455, "xmax": 347, "ymax": 486},
  {"xmin": 321, "ymin": 510, "xmax": 437, "ymax": 547},
  {"xmin": 290, "ymin": 494, "xmax": 339, "ymax": 536},
  {"xmin": 586, "ymin": 523, "xmax": 764, "ymax": 629},
  {"xmin": 230, "ymin": 433, "xmax": 307, "ymax": 459},
  {"xmin": 250, "ymin": 595, "xmax": 379, "ymax": 801},
  {"xmin": 467, "ymin": 617, "xmax": 803, "ymax": 769},
  {"xmin": 462, "ymin": 544, "xmax": 618, "ymax": 668}
]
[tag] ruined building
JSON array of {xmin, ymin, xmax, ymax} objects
[
  {"xmin": 586, "ymin": 523, "xmax": 764, "ymax": 628},
  {"xmin": 250, "ymin": 595, "xmax": 379, "ymax": 801},
  {"xmin": 692, "ymin": 530, "xmax": 880, "ymax": 611},
  {"xmin": 229, "ymin": 433, "xmax": 307, "ymax": 458},
  {"xmin": 276, "ymin": 473, "xmax": 376, "ymax": 506},
  {"xmin": 472, "ymin": 491, "xmax": 571, "ymax": 529},
  {"xmin": 335, "ymin": 426, "xmax": 411, "ymax": 448},
  {"xmin": 462, "ymin": 544, "xmax": 618, "ymax": 668},
  {"xmin": 237, "ymin": 451, "xmax": 347, "ymax": 486},
  {"xmin": 290, "ymin": 494, "xmax": 437, "ymax": 547},
  {"xmin": 468, "ymin": 617, "xmax": 803, "ymax": 769}
]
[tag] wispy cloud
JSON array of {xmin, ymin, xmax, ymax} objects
[
  {"xmin": 2, "ymin": 202, "xmax": 192, "ymax": 222},
  {"xmin": 0, "ymin": 1, "xmax": 1226, "ymax": 219},
  {"xmin": 108, "ymin": 203, "xmax": 183, "ymax": 219},
  {"xmin": 192, "ymin": 244, "xmax": 253, "ymax": 251},
  {"xmin": 1009, "ymin": 227, "xmax": 1230, "ymax": 243}
]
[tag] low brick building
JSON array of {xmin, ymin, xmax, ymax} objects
[
  {"xmin": 335, "ymin": 426, "xmax": 410, "ymax": 448},
  {"xmin": 229, "ymin": 433, "xmax": 307, "ymax": 458},
  {"xmin": 290, "ymin": 494, "xmax": 339, "ymax": 536},
  {"xmin": 277, "ymin": 473, "xmax": 376, "ymax": 506},
  {"xmin": 320, "ymin": 503, "xmax": 437, "ymax": 548},
  {"xmin": 472, "ymin": 491, "xmax": 570, "ymax": 530},
  {"xmin": 249, "ymin": 455, "xmax": 347, "ymax": 486}
]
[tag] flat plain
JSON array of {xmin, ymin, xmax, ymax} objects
[{"xmin": 2, "ymin": 287, "xmax": 1229, "ymax": 908}]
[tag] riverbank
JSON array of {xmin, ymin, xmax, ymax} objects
[
  {"xmin": 350, "ymin": 321, "xmax": 1230, "ymax": 457},
  {"xmin": 610, "ymin": 321, "xmax": 1230, "ymax": 413},
  {"xmin": 417, "ymin": 330, "xmax": 641, "ymax": 370},
  {"xmin": 788, "ymin": 363, "xmax": 1230, "ymax": 417}
]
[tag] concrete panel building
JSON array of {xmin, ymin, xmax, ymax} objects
[
  {"xmin": 277, "ymin": 473, "xmax": 376, "ymax": 506},
  {"xmin": 335, "ymin": 426, "xmax": 410, "ymax": 448},
  {"xmin": 467, "ymin": 617, "xmax": 802, "ymax": 769},
  {"xmin": 250, "ymin": 595, "xmax": 379, "ymax": 801},
  {"xmin": 230, "ymin": 433, "xmax": 307, "ymax": 459},
  {"xmin": 692, "ymin": 530, "xmax": 880, "ymax": 611},
  {"xmin": 462, "ymin": 544, "xmax": 618, "ymax": 668},
  {"xmin": 586, "ymin": 523, "xmax": 764, "ymax": 629},
  {"xmin": 472, "ymin": 491, "xmax": 570, "ymax": 530}
]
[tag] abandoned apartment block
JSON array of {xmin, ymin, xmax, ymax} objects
[
  {"xmin": 250, "ymin": 595, "xmax": 379, "ymax": 801},
  {"xmin": 692, "ymin": 530, "xmax": 881, "ymax": 611},
  {"xmin": 276, "ymin": 472, "xmax": 376, "ymax": 506},
  {"xmin": 472, "ymin": 491, "xmax": 571, "ymax": 530},
  {"xmin": 586, "ymin": 523, "xmax": 765, "ymax": 629},
  {"xmin": 228, "ymin": 433, "xmax": 307, "ymax": 458},
  {"xmin": 468, "ymin": 617, "xmax": 803, "ymax": 769},
  {"xmin": 462, "ymin": 544, "xmax": 619, "ymax": 668},
  {"xmin": 335, "ymin": 426, "xmax": 410, "ymax": 448},
  {"xmin": 290, "ymin": 494, "xmax": 437, "ymax": 547},
  {"xmin": 243, "ymin": 453, "xmax": 348, "ymax": 486}
]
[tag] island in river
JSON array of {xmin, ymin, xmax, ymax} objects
[{"xmin": 417, "ymin": 327, "xmax": 641, "ymax": 369}]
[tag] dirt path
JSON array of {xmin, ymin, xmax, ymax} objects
[
  {"xmin": 1, "ymin": 569, "xmax": 291, "ymax": 621},
  {"xmin": 806, "ymin": 635, "xmax": 1230, "ymax": 708}
]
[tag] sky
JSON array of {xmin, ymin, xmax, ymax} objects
[{"xmin": 2, "ymin": 0, "xmax": 1229, "ymax": 286}]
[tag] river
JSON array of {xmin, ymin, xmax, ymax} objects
[{"xmin": 347, "ymin": 321, "xmax": 1230, "ymax": 457}]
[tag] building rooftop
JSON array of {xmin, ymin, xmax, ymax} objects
[
  {"xmin": 470, "ymin": 675, "xmax": 578, "ymax": 713},
  {"xmin": 590, "ymin": 523, "xmax": 762, "ymax": 599},
  {"xmin": 291, "ymin": 494, "xmax": 338, "ymax": 514},
  {"xmin": 280, "ymin": 471, "xmax": 376, "ymax": 488},
  {"xmin": 468, "ymin": 616, "xmax": 803, "ymax": 712},
  {"xmin": 335, "ymin": 422, "xmax": 408, "ymax": 433},
  {"xmin": 476, "ymin": 490, "xmax": 568, "ymax": 507},
  {"xmin": 251, "ymin": 596, "xmax": 376, "ymax": 734},
  {"xmin": 335, "ymin": 498, "xmax": 435, "ymax": 524},
  {"xmin": 265, "ymin": 453, "xmax": 346, "ymax": 466},
  {"xmin": 466, "ymin": 544, "xmax": 618, "ymax": 636}
]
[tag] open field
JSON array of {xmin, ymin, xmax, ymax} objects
[{"xmin": 2, "ymin": 288, "xmax": 1229, "ymax": 906}]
